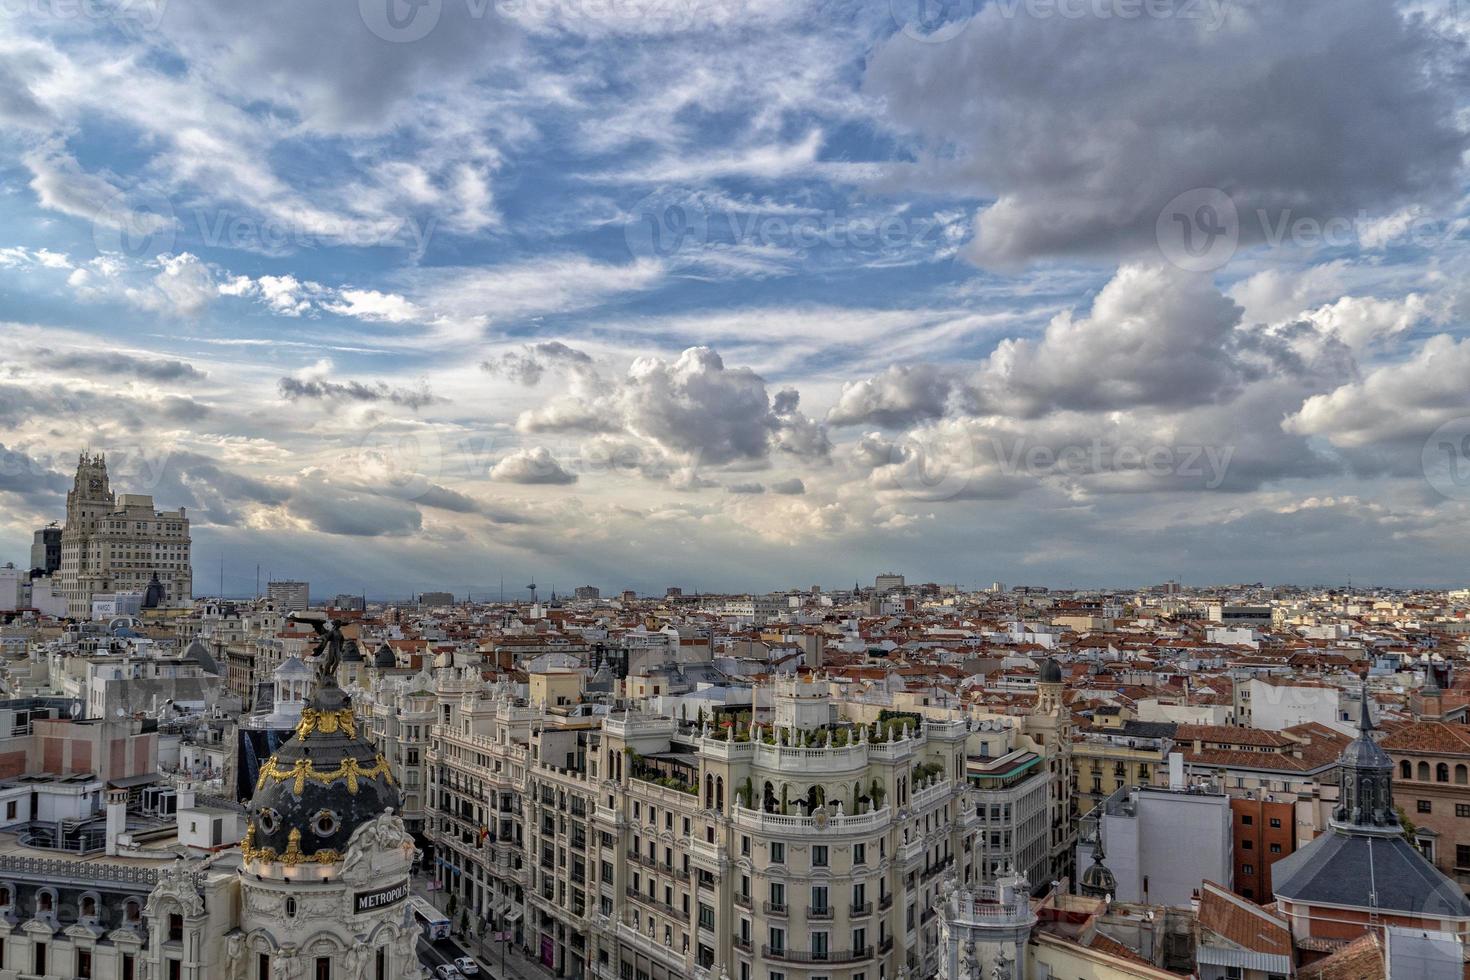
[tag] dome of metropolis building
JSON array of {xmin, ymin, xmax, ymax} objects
[
  {"xmin": 243, "ymin": 672, "xmax": 401, "ymax": 872},
  {"xmin": 233, "ymin": 638, "xmax": 426, "ymax": 980}
]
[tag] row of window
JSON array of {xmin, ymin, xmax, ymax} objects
[
  {"xmin": 1401, "ymin": 760, "xmax": 1470, "ymax": 784},
  {"xmin": 1413, "ymin": 799, "xmax": 1470, "ymax": 817}
]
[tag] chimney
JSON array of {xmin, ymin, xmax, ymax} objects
[
  {"xmin": 177, "ymin": 781, "xmax": 196, "ymax": 811},
  {"xmin": 105, "ymin": 788, "xmax": 127, "ymax": 856},
  {"xmin": 1168, "ymin": 752, "xmax": 1185, "ymax": 791}
]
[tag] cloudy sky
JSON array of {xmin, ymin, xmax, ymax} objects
[{"xmin": 1, "ymin": 0, "xmax": 1468, "ymax": 597}]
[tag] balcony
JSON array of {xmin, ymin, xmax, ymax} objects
[
  {"xmin": 615, "ymin": 921, "xmax": 685, "ymax": 972},
  {"xmin": 921, "ymin": 856, "xmax": 955, "ymax": 882},
  {"xmin": 688, "ymin": 837, "xmax": 726, "ymax": 868},
  {"xmin": 733, "ymin": 804, "xmax": 891, "ymax": 837},
  {"xmin": 850, "ymin": 902, "xmax": 872, "ymax": 917},
  {"xmin": 628, "ymin": 852, "xmax": 691, "ymax": 881},
  {"xmin": 879, "ymin": 894, "xmax": 893, "ymax": 911},
  {"xmin": 732, "ymin": 934, "xmax": 752, "ymax": 953},
  {"xmin": 734, "ymin": 892, "xmax": 752, "ymax": 910},
  {"xmin": 625, "ymin": 887, "xmax": 680, "ymax": 919},
  {"xmin": 806, "ymin": 905, "xmax": 833, "ymax": 920},
  {"xmin": 762, "ymin": 945, "xmax": 874, "ymax": 964},
  {"xmin": 911, "ymin": 780, "xmax": 954, "ymax": 812},
  {"xmin": 763, "ymin": 901, "xmax": 788, "ymax": 917},
  {"xmin": 880, "ymin": 936, "xmax": 894, "ymax": 954}
]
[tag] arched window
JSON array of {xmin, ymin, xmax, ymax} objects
[
  {"xmin": 1418, "ymin": 761, "xmax": 1432, "ymax": 782},
  {"xmin": 1438, "ymin": 763, "xmax": 1450, "ymax": 783},
  {"xmin": 37, "ymin": 891, "xmax": 53, "ymax": 913},
  {"xmin": 81, "ymin": 895, "xmax": 96, "ymax": 918},
  {"xmin": 1401, "ymin": 760, "xmax": 1413, "ymax": 779},
  {"xmin": 0, "ymin": 886, "xmax": 10, "ymax": 907}
]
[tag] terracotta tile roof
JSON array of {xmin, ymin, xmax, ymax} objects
[
  {"xmin": 1196, "ymin": 881, "xmax": 1291, "ymax": 957},
  {"xmin": 1379, "ymin": 720, "xmax": 1470, "ymax": 756},
  {"xmin": 1086, "ymin": 932, "xmax": 1156, "ymax": 967},
  {"xmin": 1177, "ymin": 724, "xmax": 1298, "ymax": 748},
  {"xmin": 1295, "ymin": 931, "xmax": 1383, "ymax": 980}
]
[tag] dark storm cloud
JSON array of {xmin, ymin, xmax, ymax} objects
[
  {"xmin": 33, "ymin": 349, "xmax": 206, "ymax": 383},
  {"xmin": 866, "ymin": 0, "xmax": 1466, "ymax": 267},
  {"xmin": 278, "ymin": 376, "xmax": 435, "ymax": 410}
]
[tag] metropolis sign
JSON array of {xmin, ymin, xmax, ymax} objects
[{"xmin": 354, "ymin": 880, "xmax": 410, "ymax": 915}]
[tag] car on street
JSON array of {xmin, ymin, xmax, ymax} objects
[
  {"xmin": 434, "ymin": 966, "xmax": 463, "ymax": 980},
  {"xmin": 454, "ymin": 958, "xmax": 481, "ymax": 976}
]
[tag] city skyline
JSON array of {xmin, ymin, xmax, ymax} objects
[{"xmin": 3, "ymin": 0, "xmax": 1470, "ymax": 594}]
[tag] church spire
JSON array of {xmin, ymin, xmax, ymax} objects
[{"xmin": 1330, "ymin": 678, "xmax": 1399, "ymax": 835}]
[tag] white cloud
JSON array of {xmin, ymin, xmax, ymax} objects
[{"xmin": 491, "ymin": 447, "xmax": 578, "ymax": 485}]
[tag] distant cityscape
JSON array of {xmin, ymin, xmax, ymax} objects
[{"xmin": 0, "ymin": 453, "xmax": 1465, "ymax": 978}]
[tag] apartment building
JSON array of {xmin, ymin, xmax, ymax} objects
[
  {"xmin": 264, "ymin": 579, "xmax": 309, "ymax": 612},
  {"xmin": 964, "ymin": 738, "xmax": 1050, "ymax": 888},
  {"xmin": 426, "ymin": 674, "xmax": 981, "ymax": 980},
  {"xmin": 361, "ymin": 669, "xmax": 436, "ymax": 838},
  {"xmin": 1072, "ymin": 715, "xmax": 1175, "ymax": 815},
  {"xmin": 57, "ymin": 453, "xmax": 192, "ymax": 617},
  {"xmin": 1381, "ymin": 720, "xmax": 1470, "ymax": 890}
]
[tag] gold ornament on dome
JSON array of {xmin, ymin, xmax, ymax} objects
[
  {"xmin": 296, "ymin": 707, "xmax": 358, "ymax": 740},
  {"xmin": 240, "ymin": 824, "xmax": 342, "ymax": 866},
  {"xmin": 255, "ymin": 753, "xmax": 395, "ymax": 796}
]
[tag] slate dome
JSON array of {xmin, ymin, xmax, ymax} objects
[{"xmin": 243, "ymin": 674, "xmax": 399, "ymax": 868}]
